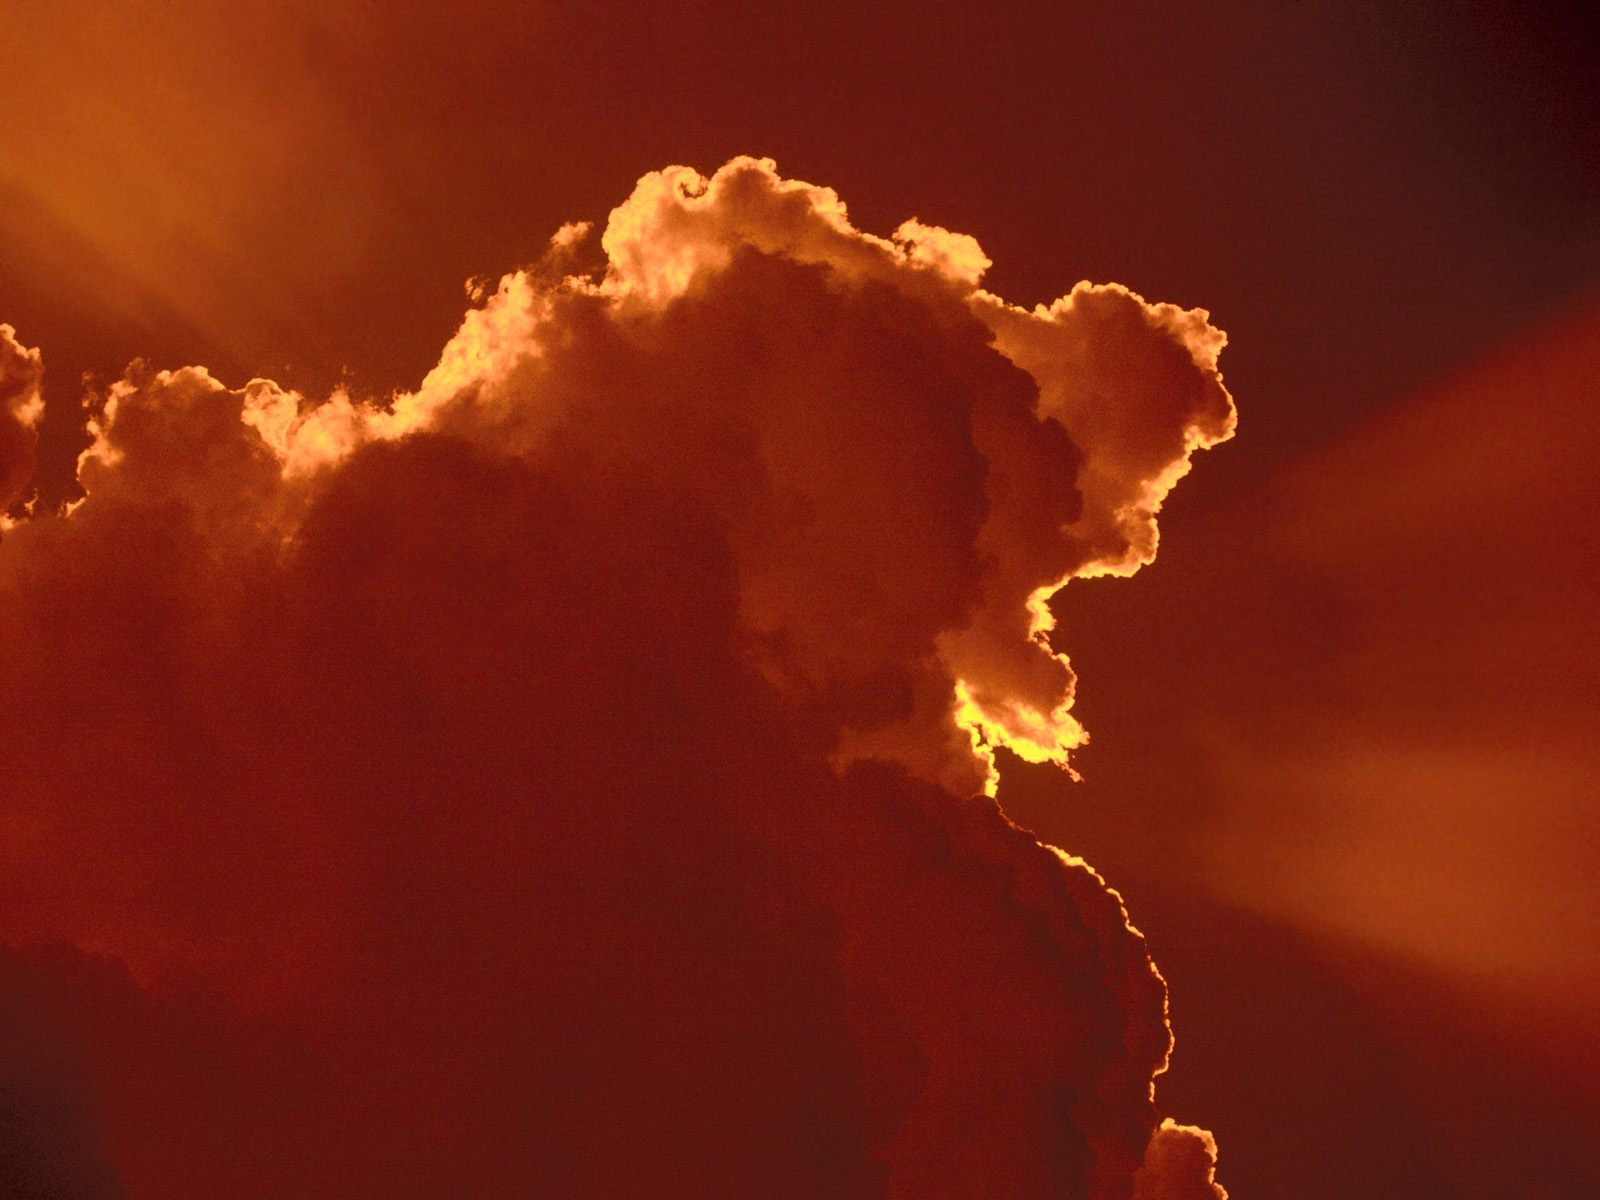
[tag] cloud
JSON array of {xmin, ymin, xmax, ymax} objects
[
  {"xmin": 236, "ymin": 156, "xmax": 1234, "ymax": 795},
  {"xmin": 1133, "ymin": 1120, "xmax": 1228, "ymax": 1200},
  {"xmin": 0, "ymin": 325, "xmax": 44, "ymax": 513},
  {"xmin": 0, "ymin": 158, "xmax": 1229, "ymax": 1197}
]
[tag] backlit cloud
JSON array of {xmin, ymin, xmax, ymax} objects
[
  {"xmin": 0, "ymin": 325, "xmax": 44, "ymax": 513},
  {"xmin": 0, "ymin": 158, "xmax": 1230, "ymax": 1198}
]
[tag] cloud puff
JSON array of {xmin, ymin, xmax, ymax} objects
[
  {"xmin": 238, "ymin": 156, "xmax": 1234, "ymax": 794},
  {"xmin": 0, "ymin": 325, "xmax": 44, "ymax": 513},
  {"xmin": 0, "ymin": 158, "xmax": 1228, "ymax": 1197},
  {"xmin": 1133, "ymin": 1120, "xmax": 1228, "ymax": 1200}
]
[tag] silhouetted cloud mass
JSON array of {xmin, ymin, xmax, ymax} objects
[{"xmin": 0, "ymin": 158, "xmax": 1232, "ymax": 1198}]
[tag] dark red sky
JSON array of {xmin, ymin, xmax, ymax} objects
[{"xmin": 3, "ymin": 3, "xmax": 1598, "ymax": 1197}]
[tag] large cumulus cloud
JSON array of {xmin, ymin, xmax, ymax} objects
[{"xmin": 0, "ymin": 158, "xmax": 1231, "ymax": 1198}]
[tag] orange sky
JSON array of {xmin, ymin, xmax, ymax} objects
[{"xmin": 2, "ymin": 3, "xmax": 1598, "ymax": 1198}]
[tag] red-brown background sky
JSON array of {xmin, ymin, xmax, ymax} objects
[{"xmin": 4, "ymin": 3, "xmax": 1598, "ymax": 1196}]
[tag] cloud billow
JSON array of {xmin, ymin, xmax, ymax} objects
[{"xmin": 0, "ymin": 158, "xmax": 1230, "ymax": 1199}]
